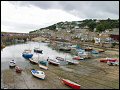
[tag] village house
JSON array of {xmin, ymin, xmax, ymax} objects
[{"xmin": 94, "ymin": 28, "xmax": 119, "ymax": 47}]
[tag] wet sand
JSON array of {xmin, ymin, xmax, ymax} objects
[{"xmin": 1, "ymin": 49, "xmax": 119, "ymax": 89}]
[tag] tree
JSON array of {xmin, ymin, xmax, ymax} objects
[
  {"xmin": 88, "ymin": 21, "xmax": 96, "ymax": 32},
  {"xmin": 96, "ymin": 24, "xmax": 105, "ymax": 32}
]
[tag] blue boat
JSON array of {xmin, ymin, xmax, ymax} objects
[
  {"xmin": 22, "ymin": 50, "xmax": 33, "ymax": 59},
  {"xmin": 91, "ymin": 50, "xmax": 99, "ymax": 54}
]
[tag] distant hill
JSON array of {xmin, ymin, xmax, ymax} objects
[{"xmin": 29, "ymin": 18, "xmax": 119, "ymax": 33}]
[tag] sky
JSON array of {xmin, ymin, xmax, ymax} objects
[{"xmin": 1, "ymin": 1, "xmax": 119, "ymax": 33}]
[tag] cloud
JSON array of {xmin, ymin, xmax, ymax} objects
[
  {"xmin": 1, "ymin": 1, "xmax": 81, "ymax": 33},
  {"xmin": 9, "ymin": 1, "xmax": 119, "ymax": 19}
]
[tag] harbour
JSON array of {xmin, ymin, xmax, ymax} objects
[{"xmin": 1, "ymin": 41, "xmax": 119, "ymax": 89}]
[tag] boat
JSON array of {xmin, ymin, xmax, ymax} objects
[
  {"xmin": 72, "ymin": 56, "xmax": 84, "ymax": 60},
  {"xmin": 98, "ymin": 49, "xmax": 105, "ymax": 53},
  {"xmin": 15, "ymin": 66, "xmax": 22, "ymax": 73},
  {"xmin": 107, "ymin": 61, "xmax": 119, "ymax": 66},
  {"xmin": 91, "ymin": 50, "xmax": 99, "ymax": 54},
  {"xmin": 61, "ymin": 78, "xmax": 81, "ymax": 89},
  {"xmin": 38, "ymin": 60, "xmax": 48, "ymax": 70},
  {"xmin": 59, "ymin": 47, "xmax": 71, "ymax": 52},
  {"xmin": 31, "ymin": 69, "xmax": 45, "ymax": 79},
  {"xmin": 34, "ymin": 42, "xmax": 43, "ymax": 54},
  {"xmin": 66, "ymin": 60, "xmax": 79, "ymax": 65},
  {"xmin": 56, "ymin": 56, "xmax": 65, "ymax": 61},
  {"xmin": 85, "ymin": 47, "xmax": 92, "ymax": 51},
  {"xmin": 100, "ymin": 58, "xmax": 117, "ymax": 63},
  {"xmin": 29, "ymin": 58, "xmax": 38, "ymax": 64},
  {"xmin": 9, "ymin": 60, "xmax": 16, "ymax": 67},
  {"xmin": 22, "ymin": 50, "xmax": 33, "ymax": 59},
  {"xmin": 34, "ymin": 48, "xmax": 43, "ymax": 54},
  {"xmin": 48, "ymin": 58, "xmax": 60, "ymax": 66}
]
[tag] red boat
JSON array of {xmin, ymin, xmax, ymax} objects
[
  {"xmin": 72, "ymin": 56, "xmax": 84, "ymax": 60},
  {"xmin": 61, "ymin": 78, "xmax": 81, "ymax": 89},
  {"xmin": 100, "ymin": 58, "xmax": 117, "ymax": 63},
  {"xmin": 15, "ymin": 66, "xmax": 22, "ymax": 73}
]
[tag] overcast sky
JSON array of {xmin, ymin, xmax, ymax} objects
[{"xmin": 1, "ymin": 1, "xmax": 119, "ymax": 33}]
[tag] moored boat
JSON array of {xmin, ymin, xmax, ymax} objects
[
  {"xmin": 98, "ymin": 49, "xmax": 105, "ymax": 53},
  {"xmin": 38, "ymin": 60, "xmax": 48, "ymax": 70},
  {"xmin": 15, "ymin": 66, "xmax": 22, "ymax": 73},
  {"xmin": 59, "ymin": 47, "xmax": 71, "ymax": 52},
  {"xmin": 61, "ymin": 78, "xmax": 81, "ymax": 89},
  {"xmin": 48, "ymin": 58, "xmax": 60, "ymax": 66},
  {"xmin": 100, "ymin": 58, "xmax": 117, "ymax": 63},
  {"xmin": 107, "ymin": 61, "xmax": 119, "ymax": 66},
  {"xmin": 34, "ymin": 48, "xmax": 43, "ymax": 54},
  {"xmin": 91, "ymin": 50, "xmax": 99, "ymax": 54},
  {"xmin": 22, "ymin": 50, "xmax": 33, "ymax": 59},
  {"xmin": 85, "ymin": 47, "xmax": 92, "ymax": 51},
  {"xmin": 56, "ymin": 56, "xmax": 65, "ymax": 61},
  {"xmin": 9, "ymin": 60, "xmax": 16, "ymax": 67},
  {"xmin": 66, "ymin": 60, "xmax": 79, "ymax": 65},
  {"xmin": 31, "ymin": 69, "xmax": 45, "ymax": 79},
  {"xmin": 29, "ymin": 58, "xmax": 38, "ymax": 64},
  {"xmin": 72, "ymin": 56, "xmax": 84, "ymax": 60}
]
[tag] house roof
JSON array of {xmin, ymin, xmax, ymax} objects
[{"xmin": 106, "ymin": 28, "xmax": 119, "ymax": 35}]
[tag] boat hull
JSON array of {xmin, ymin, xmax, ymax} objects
[
  {"xmin": 22, "ymin": 54, "xmax": 33, "ymax": 59},
  {"xmin": 72, "ymin": 56, "xmax": 84, "ymax": 60},
  {"xmin": 100, "ymin": 59, "xmax": 117, "ymax": 63},
  {"xmin": 39, "ymin": 64, "xmax": 48, "ymax": 70},
  {"xmin": 56, "ymin": 57, "xmax": 65, "ymax": 61},
  {"xmin": 62, "ymin": 79, "xmax": 81, "ymax": 89},
  {"xmin": 34, "ymin": 49, "xmax": 43, "ymax": 53},
  {"xmin": 15, "ymin": 66, "xmax": 22, "ymax": 73},
  {"xmin": 31, "ymin": 69, "xmax": 45, "ymax": 79},
  {"xmin": 38, "ymin": 60, "xmax": 48, "ymax": 70},
  {"xmin": 29, "ymin": 58, "xmax": 38, "ymax": 64}
]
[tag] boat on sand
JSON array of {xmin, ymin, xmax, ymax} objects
[{"xmin": 61, "ymin": 78, "xmax": 81, "ymax": 89}]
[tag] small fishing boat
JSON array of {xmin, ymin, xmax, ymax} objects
[
  {"xmin": 15, "ymin": 66, "xmax": 22, "ymax": 73},
  {"xmin": 22, "ymin": 50, "xmax": 33, "ymax": 59},
  {"xmin": 34, "ymin": 48, "xmax": 43, "ymax": 54},
  {"xmin": 61, "ymin": 78, "xmax": 81, "ymax": 89},
  {"xmin": 98, "ymin": 49, "xmax": 105, "ymax": 53},
  {"xmin": 31, "ymin": 69, "xmax": 45, "ymax": 79},
  {"xmin": 56, "ymin": 56, "xmax": 65, "ymax": 61},
  {"xmin": 48, "ymin": 58, "xmax": 60, "ymax": 66},
  {"xmin": 38, "ymin": 60, "xmax": 48, "ymax": 70},
  {"xmin": 107, "ymin": 61, "xmax": 119, "ymax": 66},
  {"xmin": 85, "ymin": 47, "xmax": 92, "ymax": 51},
  {"xmin": 59, "ymin": 47, "xmax": 71, "ymax": 52},
  {"xmin": 66, "ymin": 60, "xmax": 79, "ymax": 65},
  {"xmin": 9, "ymin": 60, "xmax": 16, "ymax": 67},
  {"xmin": 91, "ymin": 50, "xmax": 99, "ymax": 54},
  {"xmin": 29, "ymin": 58, "xmax": 38, "ymax": 64},
  {"xmin": 72, "ymin": 56, "xmax": 84, "ymax": 60},
  {"xmin": 100, "ymin": 58, "xmax": 117, "ymax": 63}
]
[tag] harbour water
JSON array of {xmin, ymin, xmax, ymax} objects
[{"xmin": 1, "ymin": 41, "xmax": 73, "ymax": 71}]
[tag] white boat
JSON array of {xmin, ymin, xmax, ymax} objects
[
  {"xmin": 29, "ymin": 58, "xmax": 38, "ymax": 64},
  {"xmin": 66, "ymin": 60, "xmax": 79, "ymax": 65},
  {"xmin": 48, "ymin": 58, "xmax": 60, "ymax": 66},
  {"xmin": 31, "ymin": 69, "xmax": 45, "ymax": 79},
  {"xmin": 56, "ymin": 56, "xmax": 65, "ymax": 61},
  {"xmin": 9, "ymin": 60, "xmax": 16, "ymax": 67}
]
